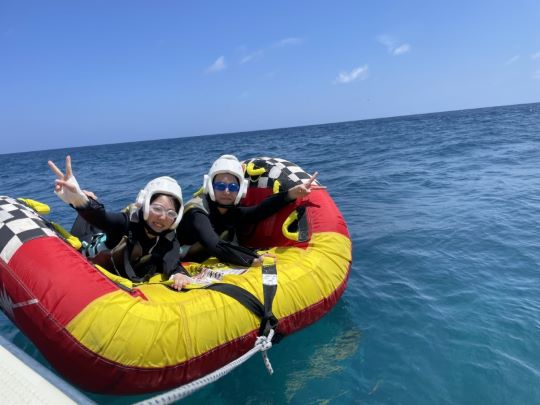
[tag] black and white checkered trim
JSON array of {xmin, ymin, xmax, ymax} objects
[
  {"xmin": 0, "ymin": 196, "xmax": 57, "ymax": 263},
  {"xmin": 243, "ymin": 157, "xmax": 318, "ymax": 192}
]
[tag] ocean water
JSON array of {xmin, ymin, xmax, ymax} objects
[{"xmin": 1, "ymin": 102, "xmax": 539, "ymax": 404}]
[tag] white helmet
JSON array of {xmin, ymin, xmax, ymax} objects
[
  {"xmin": 203, "ymin": 154, "xmax": 248, "ymax": 205},
  {"xmin": 135, "ymin": 176, "xmax": 183, "ymax": 230}
]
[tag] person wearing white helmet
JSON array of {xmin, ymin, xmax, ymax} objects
[
  {"xmin": 175, "ymin": 154, "xmax": 317, "ymax": 267},
  {"xmin": 48, "ymin": 156, "xmax": 190, "ymax": 289}
]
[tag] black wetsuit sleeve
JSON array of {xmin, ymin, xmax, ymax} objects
[
  {"xmin": 238, "ymin": 191, "xmax": 293, "ymax": 222},
  {"xmin": 189, "ymin": 211, "xmax": 258, "ymax": 266},
  {"xmin": 74, "ymin": 198, "xmax": 129, "ymax": 242},
  {"xmin": 163, "ymin": 238, "xmax": 186, "ymax": 278}
]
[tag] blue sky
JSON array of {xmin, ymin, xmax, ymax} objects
[{"xmin": 1, "ymin": 1, "xmax": 539, "ymax": 154}]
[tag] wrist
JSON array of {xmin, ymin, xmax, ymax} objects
[
  {"xmin": 71, "ymin": 193, "xmax": 89, "ymax": 208},
  {"xmin": 285, "ymin": 192, "xmax": 296, "ymax": 202}
]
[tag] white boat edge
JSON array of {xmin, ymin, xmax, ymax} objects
[{"xmin": 0, "ymin": 333, "xmax": 94, "ymax": 404}]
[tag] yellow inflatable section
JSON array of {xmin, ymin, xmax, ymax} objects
[{"xmin": 66, "ymin": 231, "xmax": 351, "ymax": 367}]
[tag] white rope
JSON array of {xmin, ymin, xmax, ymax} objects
[
  {"xmin": 255, "ymin": 330, "xmax": 275, "ymax": 375},
  {"xmin": 135, "ymin": 329, "xmax": 275, "ymax": 405}
]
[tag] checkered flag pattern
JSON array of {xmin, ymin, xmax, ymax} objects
[
  {"xmin": 243, "ymin": 157, "xmax": 318, "ymax": 191},
  {"xmin": 0, "ymin": 196, "xmax": 57, "ymax": 263}
]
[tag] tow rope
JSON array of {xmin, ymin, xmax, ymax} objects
[{"xmin": 135, "ymin": 329, "xmax": 275, "ymax": 405}]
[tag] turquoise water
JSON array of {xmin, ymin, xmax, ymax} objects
[{"xmin": 1, "ymin": 102, "xmax": 539, "ymax": 404}]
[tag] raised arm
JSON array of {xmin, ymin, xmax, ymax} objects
[
  {"xmin": 49, "ymin": 155, "xmax": 127, "ymax": 238},
  {"xmin": 286, "ymin": 171, "xmax": 318, "ymax": 200},
  {"xmin": 240, "ymin": 172, "xmax": 319, "ymax": 223}
]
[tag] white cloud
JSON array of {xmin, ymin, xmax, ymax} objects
[
  {"xmin": 531, "ymin": 51, "xmax": 540, "ymax": 60},
  {"xmin": 533, "ymin": 70, "xmax": 540, "ymax": 80},
  {"xmin": 505, "ymin": 55, "xmax": 520, "ymax": 65},
  {"xmin": 206, "ymin": 56, "xmax": 226, "ymax": 73},
  {"xmin": 377, "ymin": 35, "xmax": 411, "ymax": 56},
  {"xmin": 240, "ymin": 50, "xmax": 264, "ymax": 64},
  {"xmin": 274, "ymin": 37, "xmax": 304, "ymax": 47},
  {"xmin": 334, "ymin": 64, "xmax": 369, "ymax": 84},
  {"xmin": 215, "ymin": 37, "xmax": 304, "ymax": 71},
  {"xmin": 393, "ymin": 43, "xmax": 411, "ymax": 55},
  {"xmin": 236, "ymin": 38, "xmax": 303, "ymax": 65}
]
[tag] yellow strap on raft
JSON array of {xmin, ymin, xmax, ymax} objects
[
  {"xmin": 49, "ymin": 221, "xmax": 83, "ymax": 250},
  {"xmin": 94, "ymin": 264, "xmax": 134, "ymax": 290},
  {"xmin": 282, "ymin": 210, "xmax": 300, "ymax": 241},
  {"xmin": 246, "ymin": 162, "xmax": 266, "ymax": 177},
  {"xmin": 273, "ymin": 179, "xmax": 281, "ymax": 194},
  {"xmin": 17, "ymin": 198, "xmax": 51, "ymax": 215},
  {"xmin": 94, "ymin": 264, "xmax": 170, "ymax": 289},
  {"xmin": 94, "ymin": 264, "xmax": 208, "ymax": 291},
  {"xmin": 262, "ymin": 255, "xmax": 277, "ymax": 267}
]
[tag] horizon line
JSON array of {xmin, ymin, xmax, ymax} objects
[{"xmin": 2, "ymin": 100, "xmax": 539, "ymax": 156}]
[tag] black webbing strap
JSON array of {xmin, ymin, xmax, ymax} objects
[
  {"xmin": 260, "ymin": 262, "xmax": 278, "ymax": 336},
  {"xmin": 223, "ymin": 242, "xmax": 260, "ymax": 258},
  {"xmin": 297, "ymin": 206, "xmax": 309, "ymax": 242},
  {"xmin": 205, "ymin": 283, "xmax": 265, "ymax": 318},
  {"xmin": 205, "ymin": 261, "xmax": 281, "ymax": 341},
  {"xmin": 122, "ymin": 231, "xmax": 152, "ymax": 283},
  {"xmin": 218, "ymin": 241, "xmax": 259, "ymax": 266},
  {"xmin": 123, "ymin": 246, "xmax": 147, "ymax": 283}
]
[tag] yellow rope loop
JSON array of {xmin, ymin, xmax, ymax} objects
[
  {"xmin": 192, "ymin": 186, "xmax": 205, "ymax": 198},
  {"xmin": 94, "ymin": 264, "xmax": 134, "ymax": 289},
  {"xmin": 93, "ymin": 267, "xmax": 202, "ymax": 290},
  {"xmin": 50, "ymin": 221, "xmax": 82, "ymax": 250},
  {"xmin": 281, "ymin": 210, "xmax": 300, "ymax": 241},
  {"xmin": 246, "ymin": 162, "xmax": 266, "ymax": 178},
  {"xmin": 272, "ymin": 179, "xmax": 281, "ymax": 194},
  {"xmin": 17, "ymin": 198, "xmax": 51, "ymax": 215}
]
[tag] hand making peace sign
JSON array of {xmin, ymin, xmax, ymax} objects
[
  {"xmin": 287, "ymin": 171, "xmax": 318, "ymax": 200},
  {"xmin": 48, "ymin": 155, "xmax": 91, "ymax": 207},
  {"xmin": 48, "ymin": 155, "xmax": 76, "ymax": 194}
]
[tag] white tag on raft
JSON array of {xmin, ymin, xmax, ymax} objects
[
  {"xmin": 173, "ymin": 267, "xmax": 249, "ymax": 287},
  {"xmin": 262, "ymin": 274, "xmax": 278, "ymax": 286}
]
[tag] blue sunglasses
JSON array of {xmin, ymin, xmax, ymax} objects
[{"xmin": 213, "ymin": 182, "xmax": 240, "ymax": 193}]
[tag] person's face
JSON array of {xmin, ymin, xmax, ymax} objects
[
  {"xmin": 146, "ymin": 194, "xmax": 177, "ymax": 232},
  {"xmin": 213, "ymin": 173, "xmax": 240, "ymax": 206}
]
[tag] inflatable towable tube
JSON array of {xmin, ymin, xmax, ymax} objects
[{"xmin": 0, "ymin": 157, "xmax": 352, "ymax": 394}]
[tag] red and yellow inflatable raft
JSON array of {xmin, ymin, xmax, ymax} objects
[{"xmin": 0, "ymin": 157, "xmax": 351, "ymax": 394}]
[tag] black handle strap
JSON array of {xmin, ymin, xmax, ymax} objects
[{"xmin": 205, "ymin": 261, "xmax": 282, "ymax": 342}]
